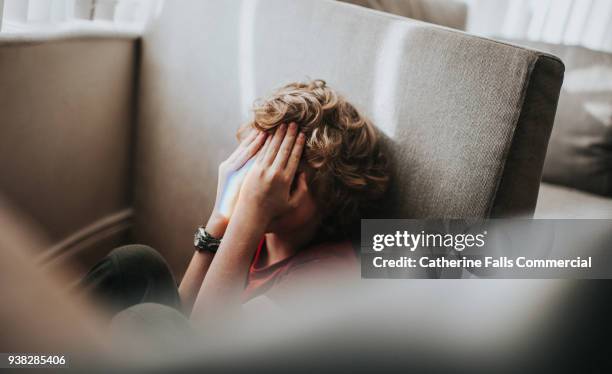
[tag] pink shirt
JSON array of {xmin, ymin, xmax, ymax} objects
[{"xmin": 242, "ymin": 238, "xmax": 359, "ymax": 302}]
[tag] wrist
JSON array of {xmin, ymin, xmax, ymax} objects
[
  {"xmin": 205, "ymin": 211, "xmax": 228, "ymax": 239},
  {"xmin": 229, "ymin": 203, "xmax": 270, "ymax": 234}
]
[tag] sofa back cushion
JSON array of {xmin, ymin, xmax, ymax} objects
[{"xmin": 135, "ymin": 0, "xmax": 563, "ymax": 274}]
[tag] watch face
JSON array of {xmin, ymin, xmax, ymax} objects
[{"xmin": 193, "ymin": 227, "xmax": 219, "ymax": 252}]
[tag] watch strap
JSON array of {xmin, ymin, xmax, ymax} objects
[{"xmin": 194, "ymin": 226, "xmax": 222, "ymax": 252}]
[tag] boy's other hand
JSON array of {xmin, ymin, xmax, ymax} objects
[{"xmin": 236, "ymin": 122, "xmax": 306, "ymax": 226}]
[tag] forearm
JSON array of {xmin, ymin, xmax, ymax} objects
[
  {"xmin": 188, "ymin": 123, "xmax": 302, "ymax": 320},
  {"xmin": 178, "ymin": 251, "xmax": 213, "ymax": 312},
  {"xmin": 191, "ymin": 208, "xmax": 268, "ymax": 320},
  {"xmin": 178, "ymin": 212, "xmax": 227, "ymax": 312}
]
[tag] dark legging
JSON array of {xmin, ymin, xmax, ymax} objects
[
  {"xmin": 79, "ymin": 244, "xmax": 182, "ymax": 317},
  {"xmin": 80, "ymin": 245, "xmax": 195, "ymax": 359}
]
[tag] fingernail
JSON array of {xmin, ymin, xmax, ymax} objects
[
  {"xmin": 281, "ymin": 123, "xmax": 287, "ymax": 131},
  {"xmin": 289, "ymin": 122, "xmax": 297, "ymax": 131}
]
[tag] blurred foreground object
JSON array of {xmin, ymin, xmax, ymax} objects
[{"xmin": 0, "ymin": 194, "xmax": 107, "ymax": 361}]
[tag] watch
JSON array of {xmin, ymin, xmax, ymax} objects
[{"xmin": 193, "ymin": 226, "xmax": 222, "ymax": 252}]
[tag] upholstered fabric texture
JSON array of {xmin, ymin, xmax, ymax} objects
[
  {"xmin": 0, "ymin": 37, "xmax": 137, "ymax": 273},
  {"xmin": 0, "ymin": 38, "xmax": 135, "ymax": 242},
  {"xmin": 134, "ymin": 0, "xmax": 563, "ymax": 274},
  {"xmin": 510, "ymin": 41, "xmax": 612, "ymax": 197}
]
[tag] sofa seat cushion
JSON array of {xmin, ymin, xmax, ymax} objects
[{"xmin": 535, "ymin": 182, "xmax": 612, "ymax": 219}]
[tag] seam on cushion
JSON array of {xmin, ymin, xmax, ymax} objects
[{"xmin": 485, "ymin": 54, "xmax": 540, "ymax": 218}]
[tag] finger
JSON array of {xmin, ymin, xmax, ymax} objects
[
  {"xmin": 271, "ymin": 123, "xmax": 298, "ymax": 170},
  {"xmin": 227, "ymin": 128, "xmax": 259, "ymax": 163},
  {"xmin": 289, "ymin": 172, "xmax": 308, "ymax": 206},
  {"xmin": 263, "ymin": 123, "xmax": 287, "ymax": 165},
  {"xmin": 241, "ymin": 127, "xmax": 259, "ymax": 145},
  {"xmin": 233, "ymin": 131, "xmax": 267, "ymax": 168},
  {"xmin": 256, "ymin": 134, "xmax": 272, "ymax": 164},
  {"xmin": 284, "ymin": 132, "xmax": 306, "ymax": 179}
]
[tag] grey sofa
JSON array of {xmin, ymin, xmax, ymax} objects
[
  {"xmin": 134, "ymin": 0, "xmax": 564, "ymax": 276},
  {"xmin": 353, "ymin": 1, "xmax": 612, "ymax": 220},
  {"xmin": 0, "ymin": 0, "xmax": 564, "ymax": 278}
]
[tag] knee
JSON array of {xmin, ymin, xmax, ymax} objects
[
  {"xmin": 82, "ymin": 244, "xmax": 179, "ymax": 315},
  {"xmin": 107, "ymin": 244, "xmax": 167, "ymax": 273},
  {"xmin": 108, "ymin": 244, "xmax": 162, "ymax": 260}
]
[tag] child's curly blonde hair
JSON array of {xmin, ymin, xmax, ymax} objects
[{"xmin": 241, "ymin": 80, "xmax": 389, "ymax": 236}]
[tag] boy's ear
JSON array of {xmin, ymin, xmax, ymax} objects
[{"xmin": 289, "ymin": 172, "xmax": 308, "ymax": 205}]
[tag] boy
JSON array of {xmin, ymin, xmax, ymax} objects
[{"xmin": 82, "ymin": 80, "xmax": 389, "ymax": 319}]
